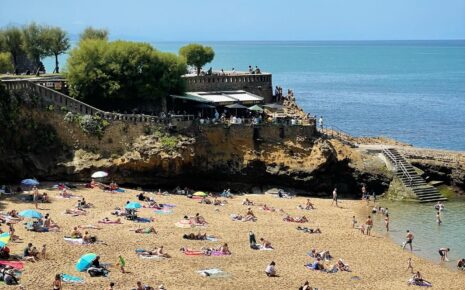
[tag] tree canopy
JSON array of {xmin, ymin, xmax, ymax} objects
[
  {"xmin": 43, "ymin": 27, "xmax": 70, "ymax": 73},
  {"xmin": 66, "ymin": 39, "xmax": 186, "ymax": 111},
  {"xmin": 0, "ymin": 26, "xmax": 23, "ymax": 71},
  {"xmin": 0, "ymin": 52, "xmax": 13, "ymax": 73},
  {"xmin": 21, "ymin": 23, "xmax": 49, "ymax": 68},
  {"xmin": 79, "ymin": 27, "xmax": 109, "ymax": 42},
  {"xmin": 179, "ymin": 43, "xmax": 214, "ymax": 75}
]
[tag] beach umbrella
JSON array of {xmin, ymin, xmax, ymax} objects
[
  {"xmin": 226, "ymin": 103, "xmax": 248, "ymax": 116},
  {"xmin": 18, "ymin": 209, "xmax": 43, "ymax": 219},
  {"xmin": 21, "ymin": 179, "xmax": 39, "ymax": 187},
  {"xmin": 0, "ymin": 233, "xmax": 10, "ymax": 248},
  {"xmin": 75, "ymin": 253, "xmax": 97, "ymax": 272},
  {"xmin": 193, "ymin": 191, "xmax": 207, "ymax": 197},
  {"xmin": 91, "ymin": 171, "xmax": 108, "ymax": 178},
  {"xmin": 263, "ymin": 103, "xmax": 284, "ymax": 110},
  {"xmin": 125, "ymin": 202, "xmax": 142, "ymax": 209},
  {"xmin": 248, "ymin": 105, "xmax": 263, "ymax": 112}
]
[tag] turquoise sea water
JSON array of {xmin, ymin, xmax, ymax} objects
[
  {"xmin": 43, "ymin": 40, "xmax": 465, "ymax": 150},
  {"xmin": 359, "ymin": 199, "xmax": 465, "ymax": 269}
]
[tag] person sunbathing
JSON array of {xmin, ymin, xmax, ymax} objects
[
  {"xmin": 65, "ymin": 208, "xmax": 86, "ymax": 215},
  {"xmin": 242, "ymin": 198, "xmax": 254, "ymax": 206},
  {"xmin": 109, "ymin": 181, "xmax": 119, "ymax": 192},
  {"xmin": 213, "ymin": 197, "xmax": 225, "ymax": 206},
  {"xmin": 457, "ymin": 258, "xmax": 465, "ymax": 270},
  {"xmin": 296, "ymin": 216, "xmax": 308, "ymax": 223},
  {"xmin": 82, "ymin": 231, "xmax": 97, "ymax": 244},
  {"xmin": 43, "ymin": 215, "xmax": 60, "ymax": 231},
  {"xmin": 90, "ymin": 178, "xmax": 97, "ymax": 188},
  {"xmin": 8, "ymin": 210, "xmax": 19, "ymax": 218},
  {"xmin": 305, "ymin": 199, "xmax": 315, "ymax": 209},
  {"xmin": 60, "ymin": 189, "xmax": 72, "ymax": 198},
  {"xmin": 135, "ymin": 226, "xmax": 157, "ymax": 234},
  {"xmin": 260, "ymin": 238, "xmax": 273, "ymax": 249},
  {"xmin": 192, "ymin": 213, "xmax": 207, "ymax": 225},
  {"xmin": 183, "ymin": 232, "xmax": 207, "ymax": 240},
  {"xmin": 336, "ymin": 259, "xmax": 350, "ymax": 272},
  {"xmin": 79, "ymin": 225, "xmax": 103, "ymax": 230},
  {"xmin": 99, "ymin": 217, "xmax": 122, "ymax": 224},
  {"xmin": 40, "ymin": 192, "xmax": 50, "ymax": 203},
  {"xmin": 155, "ymin": 246, "xmax": 171, "ymax": 258},
  {"xmin": 70, "ymin": 227, "xmax": 83, "ymax": 238},
  {"xmin": 297, "ymin": 226, "xmax": 322, "ymax": 234},
  {"xmin": 262, "ymin": 204, "xmax": 275, "ymax": 212},
  {"xmin": 218, "ymin": 243, "xmax": 231, "ymax": 255},
  {"xmin": 111, "ymin": 207, "xmax": 126, "ymax": 216},
  {"xmin": 199, "ymin": 198, "xmax": 212, "ymax": 205}
]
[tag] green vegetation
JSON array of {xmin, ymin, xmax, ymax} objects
[
  {"xmin": 66, "ymin": 39, "xmax": 186, "ymax": 111},
  {"xmin": 0, "ymin": 83, "xmax": 58, "ymax": 153},
  {"xmin": 43, "ymin": 27, "xmax": 70, "ymax": 73},
  {"xmin": 160, "ymin": 135, "xmax": 178, "ymax": 150},
  {"xmin": 0, "ymin": 26, "xmax": 23, "ymax": 70},
  {"xmin": 79, "ymin": 27, "xmax": 109, "ymax": 42},
  {"xmin": 0, "ymin": 23, "xmax": 70, "ymax": 74},
  {"xmin": 179, "ymin": 43, "xmax": 214, "ymax": 75},
  {"xmin": 0, "ymin": 52, "xmax": 13, "ymax": 73},
  {"xmin": 64, "ymin": 112, "xmax": 109, "ymax": 138}
]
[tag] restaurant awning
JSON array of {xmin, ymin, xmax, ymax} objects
[{"xmin": 171, "ymin": 90, "xmax": 264, "ymax": 106}]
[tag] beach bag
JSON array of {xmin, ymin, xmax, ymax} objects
[{"xmin": 87, "ymin": 267, "xmax": 105, "ymax": 277}]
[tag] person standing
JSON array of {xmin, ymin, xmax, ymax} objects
[
  {"xmin": 365, "ymin": 216, "xmax": 373, "ymax": 236},
  {"xmin": 331, "ymin": 188, "xmax": 338, "ymax": 207},
  {"xmin": 384, "ymin": 213, "xmax": 390, "ymax": 232},
  {"xmin": 436, "ymin": 211, "xmax": 442, "ymax": 225},
  {"xmin": 402, "ymin": 230, "xmax": 414, "ymax": 251},
  {"xmin": 319, "ymin": 116, "xmax": 324, "ymax": 130}
]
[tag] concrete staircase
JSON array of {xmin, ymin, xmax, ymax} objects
[{"xmin": 383, "ymin": 148, "xmax": 447, "ymax": 203}]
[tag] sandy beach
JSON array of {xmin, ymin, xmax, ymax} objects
[{"xmin": 1, "ymin": 187, "xmax": 464, "ymax": 290}]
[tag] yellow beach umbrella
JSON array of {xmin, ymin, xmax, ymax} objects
[
  {"xmin": 0, "ymin": 233, "xmax": 11, "ymax": 248},
  {"xmin": 193, "ymin": 191, "xmax": 207, "ymax": 197}
]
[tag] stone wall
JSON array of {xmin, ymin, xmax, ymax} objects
[{"xmin": 182, "ymin": 73, "xmax": 273, "ymax": 103}]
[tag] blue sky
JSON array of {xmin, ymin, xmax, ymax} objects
[{"xmin": 1, "ymin": 0, "xmax": 464, "ymax": 41}]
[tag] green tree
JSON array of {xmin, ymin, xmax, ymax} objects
[
  {"xmin": 43, "ymin": 27, "xmax": 70, "ymax": 73},
  {"xmin": 179, "ymin": 43, "xmax": 214, "ymax": 75},
  {"xmin": 0, "ymin": 52, "xmax": 14, "ymax": 73},
  {"xmin": 0, "ymin": 26, "xmax": 23, "ymax": 72},
  {"xmin": 79, "ymin": 27, "xmax": 109, "ymax": 42},
  {"xmin": 66, "ymin": 39, "xmax": 186, "ymax": 110},
  {"xmin": 21, "ymin": 23, "xmax": 49, "ymax": 74}
]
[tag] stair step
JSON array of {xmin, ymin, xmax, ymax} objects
[{"xmin": 418, "ymin": 197, "xmax": 448, "ymax": 203}]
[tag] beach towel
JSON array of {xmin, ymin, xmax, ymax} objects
[
  {"xmin": 182, "ymin": 250, "xmax": 205, "ymax": 256},
  {"xmin": 139, "ymin": 255, "xmax": 166, "ymax": 260},
  {"xmin": 161, "ymin": 203, "xmax": 176, "ymax": 208},
  {"xmin": 206, "ymin": 236, "xmax": 219, "ymax": 242},
  {"xmin": 64, "ymin": 237, "xmax": 85, "ymax": 245},
  {"xmin": 196, "ymin": 268, "xmax": 230, "ymax": 278},
  {"xmin": 62, "ymin": 273, "xmax": 84, "ymax": 284},
  {"xmin": 175, "ymin": 221, "xmax": 207, "ymax": 228},
  {"xmin": 115, "ymin": 188, "xmax": 125, "ymax": 193},
  {"xmin": 0, "ymin": 261, "xmax": 24, "ymax": 270},
  {"xmin": 154, "ymin": 209, "xmax": 173, "ymax": 215},
  {"xmin": 135, "ymin": 217, "xmax": 152, "ymax": 223},
  {"xmin": 55, "ymin": 195, "xmax": 81, "ymax": 199},
  {"xmin": 211, "ymin": 251, "xmax": 231, "ymax": 256},
  {"xmin": 258, "ymin": 246, "xmax": 273, "ymax": 251},
  {"xmin": 408, "ymin": 279, "xmax": 432, "ymax": 287}
]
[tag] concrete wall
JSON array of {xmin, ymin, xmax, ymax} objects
[{"xmin": 182, "ymin": 73, "xmax": 273, "ymax": 103}]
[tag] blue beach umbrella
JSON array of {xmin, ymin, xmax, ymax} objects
[
  {"xmin": 75, "ymin": 253, "xmax": 97, "ymax": 272},
  {"xmin": 18, "ymin": 209, "xmax": 43, "ymax": 219},
  {"xmin": 21, "ymin": 179, "xmax": 39, "ymax": 187},
  {"xmin": 125, "ymin": 202, "xmax": 142, "ymax": 209},
  {"xmin": 0, "ymin": 232, "xmax": 10, "ymax": 248}
]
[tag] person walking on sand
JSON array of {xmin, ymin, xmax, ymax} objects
[
  {"xmin": 331, "ymin": 188, "xmax": 338, "ymax": 207},
  {"xmin": 365, "ymin": 216, "xmax": 373, "ymax": 236},
  {"xmin": 439, "ymin": 248, "xmax": 450, "ymax": 262},
  {"xmin": 436, "ymin": 211, "xmax": 442, "ymax": 225},
  {"xmin": 52, "ymin": 274, "xmax": 62, "ymax": 290},
  {"xmin": 384, "ymin": 213, "xmax": 390, "ymax": 232},
  {"xmin": 407, "ymin": 257, "xmax": 414, "ymax": 273},
  {"xmin": 402, "ymin": 230, "xmax": 414, "ymax": 251},
  {"xmin": 352, "ymin": 216, "xmax": 357, "ymax": 228}
]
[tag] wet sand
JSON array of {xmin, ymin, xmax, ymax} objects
[{"xmin": 2, "ymin": 187, "xmax": 464, "ymax": 289}]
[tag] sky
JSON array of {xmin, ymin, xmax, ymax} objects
[{"xmin": 1, "ymin": 0, "xmax": 464, "ymax": 41}]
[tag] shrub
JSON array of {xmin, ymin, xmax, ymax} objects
[{"xmin": 78, "ymin": 115, "xmax": 109, "ymax": 137}]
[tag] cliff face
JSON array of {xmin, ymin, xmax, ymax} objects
[{"xmin": 0, "ymin": 105, "xmax": 391, "ymax": 196}]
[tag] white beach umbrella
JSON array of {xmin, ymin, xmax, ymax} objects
[{"xmin": 91, "ymin": 171, "xmax": 108, "ymax": 178}]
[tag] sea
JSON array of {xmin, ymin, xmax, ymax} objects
[
  {"xmin": 43, "ymin": 41, "xmax": 465, "ymax": 267},
  {"xmin": 43, "ymin": 40, "xmax": 465, "ymax": 151}
]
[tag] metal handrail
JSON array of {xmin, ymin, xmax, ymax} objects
[
  {"xmin": 399, "ymin": 161, "xmax": 413, "ymax": 186},
  {"xmin": 382, "ymin": 147, "xmax": 398, "ymax": 169}
]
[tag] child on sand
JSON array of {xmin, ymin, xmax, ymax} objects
[
  {"xmin": 407, "ymin": 257, "xmax": 414, "ymax": 273},
  {"xmin": 41, "ymin": 244, "xmax": 46, "ymax": 259},
  {"xmin": 384, "ymin": 214, "xmax": 389, "ymax": 232},
  {"xmin": 265, "ymin": 261, "xmax": 277, "ymax": 277},
  {"xmin": 117, "ymin": 256, "xmax": 126, "ymax": 273},
  {"xmin": 352, "ymin": 216, "xmax": 357, "ymax": 228}
]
